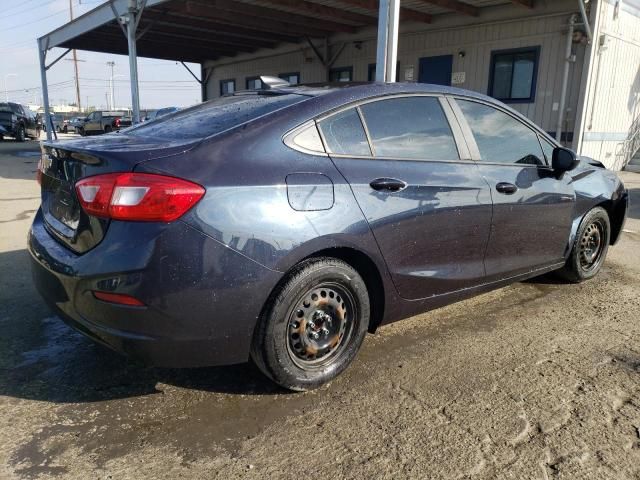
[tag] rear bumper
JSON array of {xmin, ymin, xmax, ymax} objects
[{"xmin": 28, "ymin": 209, "xmax": 282, "ymax": 367}]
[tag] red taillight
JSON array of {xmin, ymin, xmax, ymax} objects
[
  {"xmin": 93, "ymin": 291, "xmax": 145, "ymax": 306},
  {"xmin": 115, "ymin": 117, "xmax": 121, "ymax": 128},
  {"xmin": 75, "ymin": 173, "xmax": 205, "ymax": 222}
]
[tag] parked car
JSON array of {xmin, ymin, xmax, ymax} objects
[
  {"xmin": 78, "ymin": 111, "xmax": 132, "ymax": 135},
  {"xmin": 43, "ymin": 114, "xmax": 68, "ymax": 133},
  {"xmin": 29, "ymin": 82, "xmax": 629, "ymax": 391},
  {"xmin": 68, "ymin": 116, "xmax": 86, "ymax": 133},
  {"xmin": 0, "ymin": 102, "xmax": 40, "ymax": 141},
  {"xmin": 144, "ymin": 106, "xmax": 179, "ymax": 122}
]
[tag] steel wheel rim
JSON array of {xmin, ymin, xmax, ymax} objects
[
  {"xmin": 579, "ymin": 219, "xmax": 606, "ymax": 272},
  {"xmin": 286, "ymin": 282, "xmax": 357, "ymax": 369}
]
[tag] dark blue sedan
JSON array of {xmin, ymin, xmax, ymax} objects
[{"xmin": 29, "ymin": 82, "xmax": 629, "ymax": 391}]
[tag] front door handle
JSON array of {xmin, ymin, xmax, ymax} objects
[
  {"xmin": 369, "ymin": 178, "xmax": 408, "ymax": 192},
  {"xmin": 495, "ymin": 182, "xmax": 518, "ymax": 195}
]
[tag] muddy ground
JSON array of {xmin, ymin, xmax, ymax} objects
[{"xmin": 1, "ymin": 139, "xmax": 639, "ymax": 479}]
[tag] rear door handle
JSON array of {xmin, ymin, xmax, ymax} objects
[
  {"xmin": 369, "ymin": 178, "xmax": 408, "ymax": 192},
  {"xmin": 495, "ymin": 182, "xmax": 518, "ymax": 195}
]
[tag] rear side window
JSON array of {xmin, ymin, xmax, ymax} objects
[
  {"xmin": 457, "ymin": 99, "xmax": 545, "ymax": 166},
  {"xmin": 318, "ymin": 108, "xmax": 371, "ymax": 156},
  {"xmin": 359, "ymin": 97, "xmax": 459, "ymax": 160},
  {"xmin": 127, "ymin": 94, "xmax": 306, "ymax": 140}
]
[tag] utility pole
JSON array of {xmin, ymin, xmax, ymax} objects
[
  {"xmin": 69, "ymin": 0, "xmax": 82, "ymax": 111},
  {"xmin": 107, "ymin": 61, "xmax": 115, "ymax": 109}
]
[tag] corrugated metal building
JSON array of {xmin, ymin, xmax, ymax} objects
[
  {"xmin": 200, "ymin": 0, "xmax": 640, "ymax": 170},
  {"xmin": 38, "ymin": 0, "xmax": 640, "ymax": 170}
]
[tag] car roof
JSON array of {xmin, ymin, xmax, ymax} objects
[{"xmin": 266, "ymin": 81, "xmax": 495, "ymax": 103}]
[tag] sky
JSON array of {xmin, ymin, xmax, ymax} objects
[{"xmin": 0, "ymin": 0, "xmax": 202, "ymax": 110}]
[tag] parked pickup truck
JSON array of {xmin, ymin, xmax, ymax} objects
[
  {"xmin": 0, "ymin": 102, "xmax": 40, "ymax": 141},
  {"xmin": 79, "ymin": 111, "xmax": 132, "ymax": 136}
]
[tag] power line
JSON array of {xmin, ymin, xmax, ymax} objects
[
  {"xmin": 2, "ymin": 0, "xmax": 60, "ymax": 20},
  {"xmin": 3, "ymin": 8, "xmax": 69, "ymax": 32}
]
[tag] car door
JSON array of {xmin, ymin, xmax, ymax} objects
[
  {"xmin": 85, "ymin": 112, "xmax": 101, "ymax": 132},
  {"xmin": 19, "ymin": 106, "xmax": 37, "ymax": 137},
  {"xmin": 318, "ymin": 95, "xmax": 493, "ymax": 301},
  {"xmin": 451, "ymin": 97, "xmax": 575, "ymax": 280}
]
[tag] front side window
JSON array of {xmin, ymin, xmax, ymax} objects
[
  {"xmin": 318, "ymin": 108, "xmax": 371, "ymax": 156},
  {"xmin": 540, "ymin": 137, "xmax": 555, "ymax": 164},
  {"xmin": 220, "ymin": 79, "xmax": 235, "ymax": 96},
  {"xmin": 329, "ymin": 67, "xmax": 352, "ymax": 83},
  {"xmin": 457, "ymin": 99, "xmax": 545, "ymax": 166},
  {"xmin": 246, "ymin": 77, "xmax": 262, "ymax": 90},
  {"xmin": 489, "ymin": 47, "xmax": 540, "ymax": 103},
  {"xmin": 359, "ymin": 97, "xmax": 459, "ymax": 160}
]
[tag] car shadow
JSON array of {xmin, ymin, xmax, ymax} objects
[
  {"xmin": 0, "ymin": 248, "xmax": 288, "ymax": 405},
  {"xmin": 625, "ymin": 186, "xmax": 639, "ymax": 221}
]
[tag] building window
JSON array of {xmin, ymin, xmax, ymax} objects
[
  {"xmin": 279, "ymin": 72, "xmax": 300, "ymax": 85},
  {"xmin": 368, "ymin": 63, "xmax": 400, "ymax": 82},
  {"xmin": 488, "ymin": 47, "xmax": 540, "ymax": 103},
  {"xmin": 220, "ymin": 79, "xmax": 235, "ymax": 96},
  {"xmin": 246, "ymin": 76, "xmax": 262, "ymax": 90},
  {"xmin": 329, "ymin": 67, "xmax": 353, "ymax": 83}
]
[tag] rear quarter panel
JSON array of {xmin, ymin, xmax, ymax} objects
[{"xmin": 134, "ymin": 103, "xmax": 401, "ymax": 324}]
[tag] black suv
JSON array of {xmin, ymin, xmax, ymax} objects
[{"xmin": 0, "ymin": 102, "xmax": 40, "ymax": 141}]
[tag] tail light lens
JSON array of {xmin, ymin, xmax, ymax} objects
[
  {"xmin": 115, "ymin": 117, "xmax": 121, "ymax": 128},
  {"xmin": 75, "ymin": 173, "xmax": 205, "ymax": 222}
]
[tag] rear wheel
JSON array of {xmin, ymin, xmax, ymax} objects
[
  {"xmin": 251, "ymin": 258, "xmax": 370, "ymax": 391},
  {"xmin": 104, "ymin": 125, "xmax": 112, "ymax": 133},
  {"xmin": 16, "ymin": 125, "xmax": 25, "ymax": 142},
  {"xmin": 557, "ymin": 207, "xmax": 610, "ymax": 283}
]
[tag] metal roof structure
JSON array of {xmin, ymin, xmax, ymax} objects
[
  {"xmin": 37, "ymin": 0, "xmax": 538, "ymax": 140},
  {"xmin": 40, "ymin": 0, "xmax": 533, "ymax": 63}
]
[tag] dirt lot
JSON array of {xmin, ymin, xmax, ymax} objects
[{"xmin": 1, "ymin": 138, "xmax": 639, "ymax": 480}]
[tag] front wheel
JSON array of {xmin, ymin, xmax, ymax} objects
[
  {"xmin": 557, "ymin": 207, "xmax": 610, "ymax": 283},
  {"xmin": 251, "ymin": 258, "xmax": 370, "ymax": 391}
]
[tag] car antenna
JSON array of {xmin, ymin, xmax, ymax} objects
[{"xmin": 259, "ymin": 76, "xmax": 290, "ymax": 89}]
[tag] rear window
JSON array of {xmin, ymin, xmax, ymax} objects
[
  {"xmin": 127, "ymin": 94, "xmax": 307, "ymax": 140},
  {"xmin": 0, "ymin": 103, "xmax": 12, "ymax": 113}
]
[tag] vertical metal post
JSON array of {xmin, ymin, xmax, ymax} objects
[
  {"xmin": 556, "ymin": 14, "xmax": 577, "ymax": 143},
  {"xmin": 38, "ymin": 41, "xmax": 53, "ymax": 141},
  {"xmin": 375, "ymin": 0, "xmax": 400, "ymax": 82},
  {"xmin": 127, "ymin": 1, "xmax": 141, "ymax": 124}
]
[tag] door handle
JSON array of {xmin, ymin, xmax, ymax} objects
[
  {"xmin": 495, "ymin": 182, "xmax": 518, "ymax": 195},
  {"xmin": 369, "ymin": 178, "xmax": 408, "ymax": 192}
]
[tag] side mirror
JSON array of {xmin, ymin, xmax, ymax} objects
[{"xmin": 552, "ymin": 147, "xmax": 579, "ymax": 172}]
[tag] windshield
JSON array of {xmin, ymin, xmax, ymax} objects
[{"xmin": 126, "ymin": 94, "xmax": 307, "ymax": 141}]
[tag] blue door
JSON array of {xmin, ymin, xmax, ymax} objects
[{"xmin": 418, "ymin": 55, "xmax": 453, "ymax": 86}]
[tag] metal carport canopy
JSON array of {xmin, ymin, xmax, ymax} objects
[{"xmin": 37, "ymin": 0, "xmax": 405, "ymax": 140}]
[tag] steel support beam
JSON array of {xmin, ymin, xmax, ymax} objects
[
  {"xmin": 123, "ymin": 0, "xmax": 143, "ymax": 124},
  {"xmin": 38, "ymin": 41, "xmax": 54, "ymax": 141},
  {"xmin": 375, "ymin": 0, "xmax": 400, "ymax": 82}
]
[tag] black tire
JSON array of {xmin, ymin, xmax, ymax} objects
[
  {"xmin": 16, "ymin": 125, "xmax": 26, "ymax": 142},
  {"xmin": 557, "ymin": 207, "xmax": 610, "ymax": 283},
  {"xmin": 251, "ymin": 257, "xmax": 370, "ymax": 391},
  {"xmin": 79, "ymin": 127, "xmax": 85, "ymax": 137},
  {"xmin": 104, "ymin": 125, "xmax": 112, "ymax": 133},
  {"xmin": 63, "ymin": 125, "xmax": 68, "ymax": 133}
]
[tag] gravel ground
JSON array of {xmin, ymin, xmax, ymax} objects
[{"xmin": 1, "ymin": 139, "xmax": 639, "ymax": 480}]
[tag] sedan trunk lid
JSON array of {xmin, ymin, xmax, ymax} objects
[{"xmin": 39, "ymin": 134, "xmax": 196, "ymax": 253}]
